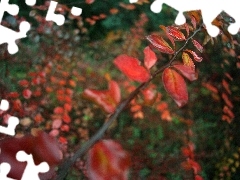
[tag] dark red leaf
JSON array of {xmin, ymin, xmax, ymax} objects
[
  {"xmin": 185, "ymin": 50, "xmax": 203, "ymax": 62},
  {"xmin": 146, "ymin": 34, "xmax": 174, "ymax": 54},
  {"xmin": 87, "ymin": 140, "xmax": 131, "ymax": 180},
  {"xmin": 114, "ymin": 54, "xmax": 150, "ymax": 82},
  {"xmin": 192, "ymin": 39, "xmax": 203, "ymax": 53},
  {"xmin": 162, "ymin": 68, "xmax": 188, "ymax": 107},
  {"xmin": 143, "ymin": 46, "xmax": 157, "ymax": 70}
]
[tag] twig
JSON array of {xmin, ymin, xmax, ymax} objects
[{"xmin": 56, "ymin": 23, "xmax": 204, "ymax": 180}]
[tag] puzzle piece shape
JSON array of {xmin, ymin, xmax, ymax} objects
[
  {"xmin": 0, "ymin": 162, "xmax": 16, "ymax": 180},
  {"xmin": 0, "ymin": 0, "xmax": 31, "ymax": 54},
  {"xmin": 142, "ymin": 0, "xmax": 240, "ymax": 37},
  {"xmin": 0, "ymin": 0, "xmax": 19, "ymax": 22},
  {"xmin": 46, "ymin": 1, "xmax": 65, "ymax": 26},
  {"xmin": 16, "ymin": 151, "xmax": 50, "ymax": 180},
  {"xmin": 0, "ymin": 99, "xmax": 19, "ymax": 136},
  {"xmin": 25, "ymin": 0, "xmax": 36, "ymax": 6}
]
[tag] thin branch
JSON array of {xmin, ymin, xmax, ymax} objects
[{"xmin": 56, "ymin": 23, "xmax": 204, "ymax": 180}]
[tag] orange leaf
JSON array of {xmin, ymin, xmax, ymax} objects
[
  {"xmin": 182, "ymin": 52, "xmax": 195, "ymax": 71},
  {"xmin": 87, "ymin": 140, "xmax": 131, "ymax": 180},
  {"xmin": 173, "ymin": 64, "xmax": 198, "ymax": 81},
  {"xmin": 162, "ymin": 68, "xmax": 188, "ymax": 107},
  {"xmin": 114, "ymin": 54, "xmax": 150, "ymax": 82},
  {"xmin": 146, "ymin": 34, "xmax": 174, "ymax": 54},
  {"xmin": 143, "ymin": 46, "xmax": 157, "ymax": 70},
  {"xmin": 166, "ymin": 26, "xmax": 186, "ymax": 41},
  {"xmin": 192, "ymin": 39, "xmax": 203, "ymax": 53}
]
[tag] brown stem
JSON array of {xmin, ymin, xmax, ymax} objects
[{"xmin": 56, "ymin": 23, "xmax": 204, "ymax": 180}]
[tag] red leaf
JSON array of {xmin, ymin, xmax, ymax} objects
[
  {"xmin": 184, "ymin": 23, "xmax": 190, "ymax": 37},
  {"xmin": 185, "ymin": 49, "xmax": 203, "ymax": 62},
  {"xmin": 144, "ymin": 46, "xmax": 157, "ymax": 70},
  {"xmin": 62, "ymin": 113, "xmax": 71, "ymax": 123},
  {"xmin": 141, "ymin": 84, "xmax": 158, "ymax": 105},
  {"xmin": 82, "ymin": 80, "xmax": 121, "ymax": 113},
  {"xmin": 146, "ymin": 34, "xmax": 174, "ymax": 54},
  {"xmin": 22, "ymin": 89, "xmax": 32, "ymax": 99},
  {"xmin": 160, "ymin": 25, "xmax": 175, "ymax": 47},
  {"xmin": 173, "ymin": 64, "xmax": 198, "ymax": 81},
  {"xmin": 18, "ymin": 79, "xmax": 29, "ymax": 87},
  {"xmin": 54, "ymin": 106, "xmax": 64, "ymax": 114},
  {"xmin": 162, "ymin": 68, "xmax": 188, "ymax": 107},
  {"xmin": 86, "ymin": 0, "xmax": 94, "ymax": 4},
  {"xmin": 222, "ymin": 92, "xmax": 233, "ymax": 109},
  {"xmin": 7, "ymin": 92, "xmax": 19, "ymax": 98},
  {"xmin": 114, "ymin": 54, "xmax": 150, "ymax": 82},
  {"xmin": 192, "ymin": 39, "xmax": 203, "ymax": 53},
  {"xmin": 166, "ymin": 26, "xmax": 186, "ymax": 41},
  {"xmin": 87, "ymin": 140, "xmax": 131, "ymax": 180}
]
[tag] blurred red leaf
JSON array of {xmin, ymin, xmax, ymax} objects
[
  {"xmin": 222, "ymin": 79, "xmax": 231, "ymax": 94},
  {"xmin": 146, "ymin": 34, "xmax": 174, "ymax": 54},
  {"xmin": 144, "ymin": 46, "xmax": 157, "ymax": 70},
  {"xmin": 114, "ymin": 54, "xmax": 150, "ymax": 82},
  {"xmin": 166, "ymin": 26, "xmax": 186, "ymax": 41},
  {"xmin": 141, "ymin": 84, "xmax": 158, "ymax": 105},
  {"xmin": 82, "ymin": 80, "xmax": 121, "ymax": 113},
  {"xmin": 62, "ymin": 113, "xmax": 71, "ymax": 123},
  {"xmin": 202, "ymin": 82, "xmax": 218, "ymax": 94},
  {"xmin": 223, "ymin": 105, "xmax": 234, "ymax": 119},
  {"xmin": 119, "ymin": 2, "xmax": 135, "ymax": 10},
  {"xmin": 192, "ymin": 39, "xmax": 203, "ymax": 53},
  {"xmin": 54, "ymin": 106, "xmax": 64, "ymax": 114},
  {"xmin": 18, "ymin": 79, "xmax": 29, "ymax": 87},
  {"xmin": 173, "ymin": 64, "xmax": 198, "ymax": 81},
  {"xmin": 86, "ymin": 0, "xmax": 94, "ymax": 4},
  {"xmin": 87, "ymin": 140, "xmax": 131, "ymax": 180},
  {"xmin": 0, "ymin": 131, "xmax": 62, "ymax": 179},
  {"xmin": 162, "ymin": 68, "xmax": 188, "ymax": 107},
  {"xmin": 7, "ymin": 92, "xmax": 19, "ymax": 98},
  {"xmin": 22, "ymin": 89, "xmax": 32, "ymax": 99},
  {"xmin": 222, "ymin": 92, "xmax": 233, "ymax": 109},
  {"xmin": 195, "ymin": 175, "xmax": 204, "ymax": 180}
]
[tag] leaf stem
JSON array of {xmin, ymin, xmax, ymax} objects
[{"xmin": 56, "ymin": 23, "xmax": 204, "ymax": 180}]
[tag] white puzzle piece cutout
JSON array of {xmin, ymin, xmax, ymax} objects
[
  {"xmin": 46, "ymin": 1, "xmax": 66, "ymax": 26},
  {"xmin": 0, "ymin": 162, "xmax": 16, "ymax": 180},
  {"xmin": 46, "ymin": 1, "xmax": 82, "ymax": 25},
  {"xmin": 0, "ymin": 100, "xmax": 19, "ymax": 136},
  {"xmin": 16, "ymin": 151, "xmax": 50, "ymax": 180}
]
